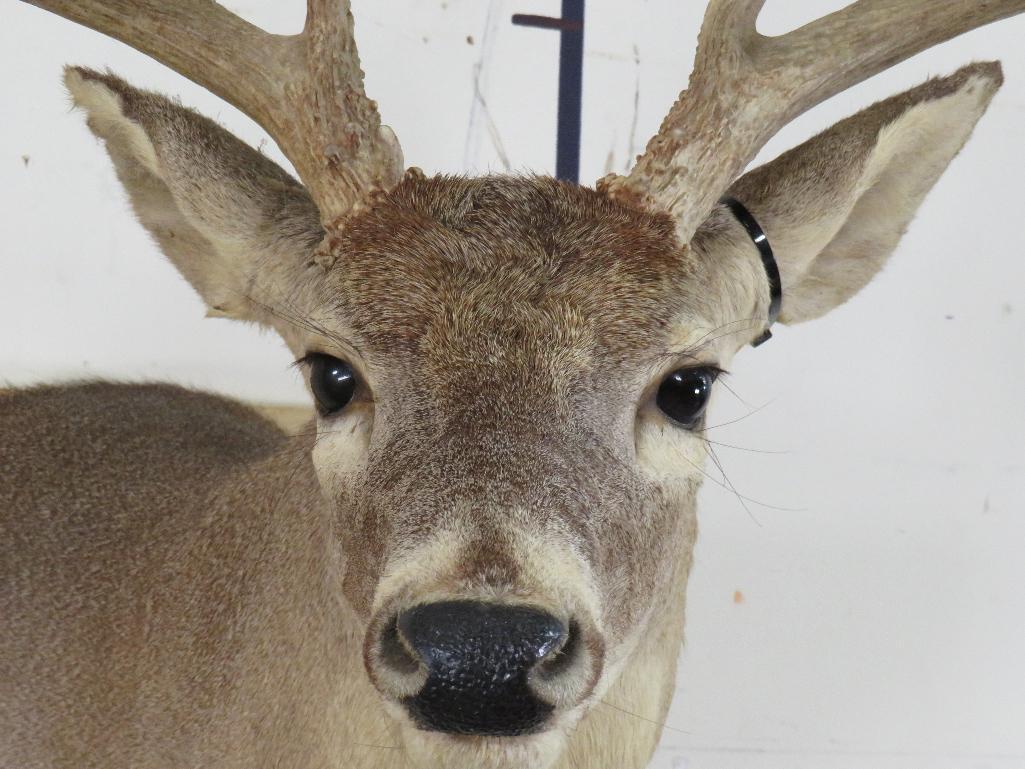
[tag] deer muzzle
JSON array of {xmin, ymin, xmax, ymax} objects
[{"xmin": 368, "ymin": 600, "xmax": 602, "ymax": 736}]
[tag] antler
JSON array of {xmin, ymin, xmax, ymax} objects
[
  {"xmin": 601, "ymin": 0, "xmax": 1025, "ymax": 243},
  {"xmin": 22, "ymin": 0, "xmax": 403, "ymax": 224}
]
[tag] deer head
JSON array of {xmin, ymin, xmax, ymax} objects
[{"xmin": 24, "ymin": 1, "xmax": 1024, "ymax": 767}]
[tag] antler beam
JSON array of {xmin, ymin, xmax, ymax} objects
[
  {"xmin": 23, "ymin": 0, "xmax": 403, "ymax": 224},
  {"xmin": 603, "ymin": 0, "xmax": 1025, "ymax": 243}
]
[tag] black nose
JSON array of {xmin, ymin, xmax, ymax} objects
[{"xmin": 396, "ymin": 601, "xmax": 567, "ymax": 736}]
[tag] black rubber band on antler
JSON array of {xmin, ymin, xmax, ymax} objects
[{"xmin": 720, "ymin": 196, "xmax": 782, "ymax": 347}]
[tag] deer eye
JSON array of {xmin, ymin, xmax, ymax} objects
[
  {"xmin": 656, "ymin": 367, "xmax": 719, "ymax": 428},
  {"xmin": 307, "ymin": 354, "xmax": 357, "ymax": 415}
]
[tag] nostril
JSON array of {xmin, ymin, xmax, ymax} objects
[
  {"xmin": 526, "ymin": 616, "xmax": 602, "ymax": 714},
  {"xmin": 379, "ymin": 615, "xmax": 420, "ymax": 676},
  {"xmin": 536, "ymin": 619, "xmax": 580, "ymax": 681}
]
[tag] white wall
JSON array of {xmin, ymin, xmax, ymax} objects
[{"xmin": 3, "ymin": 3, "xmax": 1024, "ymax": 768}]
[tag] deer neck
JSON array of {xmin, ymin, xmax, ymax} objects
[{"xmin": 175, "ymin": 440, "xmax": 396, "ymax": 768}]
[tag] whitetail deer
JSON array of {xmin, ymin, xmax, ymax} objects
[{"xmin": 2, "ymin": 2, "xmax": 1023, "ymax": 768}]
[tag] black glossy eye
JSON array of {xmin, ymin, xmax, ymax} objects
[
  {"xmin": 656, "ymin": 367, "xmax": 718, "ymax": 428},
  {"xmin": 307, "ymin": 354, "xmax": 357, "ymax": 415}
]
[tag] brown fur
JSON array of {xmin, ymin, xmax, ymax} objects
[{"xmin": 0, "ymin": 61, "xmax": 1005, "ymax": 769}]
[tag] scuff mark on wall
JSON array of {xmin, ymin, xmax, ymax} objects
[
  {"xmin": 624, "ymin": 43, "xmax": 641, "ymax": 171},
  {"xmin": 463, "ymin": 0, "xmax": 511, "ymax": 172}
]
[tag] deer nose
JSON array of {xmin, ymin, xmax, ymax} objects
[{"xmin": 391, "ymin": 601, "xmax": 569, "ymax": 736}]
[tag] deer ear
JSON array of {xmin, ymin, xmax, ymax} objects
[
  {"xmin": 64, "ymin": 67, "xmax": 324, "ymax": 325},
  {"xmin": 693, "ymin": 62, "xmax": 1003, "ymax": 327}
]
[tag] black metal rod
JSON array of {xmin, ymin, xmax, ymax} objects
[
  {"xmin": 555, "ymin": 0, "xmax": 584, "ymax": 183},
  {"xmin": 510, "ymin": 14, "xmax": 582, "ymax": 31},
  {"xmin": 511, "ymin": 2, "xmax": 585, "ymax": 183}
]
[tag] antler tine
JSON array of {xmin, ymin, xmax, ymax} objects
[
  {"xmin": 22, "ymin": 0, "xmax": 403, "ymax": 224},
  {"xmin": 292, "ymin": 0, "xmax": 404, "ymax": 224},
  {"xmin": 766, "ymin": 0, "xmax": 1025, "ymax": 117},
  {"xmin": 603, "ymin": 0, "xmax": 1025, "ymax": 244}
]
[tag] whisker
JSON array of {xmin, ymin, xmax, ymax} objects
[
  {"xmin": 715, "ymin": 377, "xmax": 756, "ymax": 409},
  {"xmin": 659, "ymin": 427, "xmax": 756, "ymax": 509},
  {"xmin": 700, "ymin": 437, "xmax": 788, "ymax": 455},
  {"xmin": 703, "ymin": 441, "xmax": 761, "ymax": 526},
  {"xmin": 597, "ymin": 699, "xmax": 694, "ymax": 736},
  {"xmin": 638, "ymin": 316, "xmax": 762, "ymax": 366},
  {"xmin": 240, "ymin": 290, "xmax": 355, "ymax": 356},
  {"xmin": 656, "ymin": 427, "xmax": 799, "ymax": 514},
  {"xmin": 685, "ymin": 317, "xmax": 762, "ymax": 351},
  {"xmin": 698, "ymin": 398, "xmax": 775, "ymax": 433},
  {"xmin": 349, "ymin": 741, "xmax": 400, "ymax": 750},
  {"xmin": 704, "ymin": 441, "xmax": 804, "ymax": 514}
]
